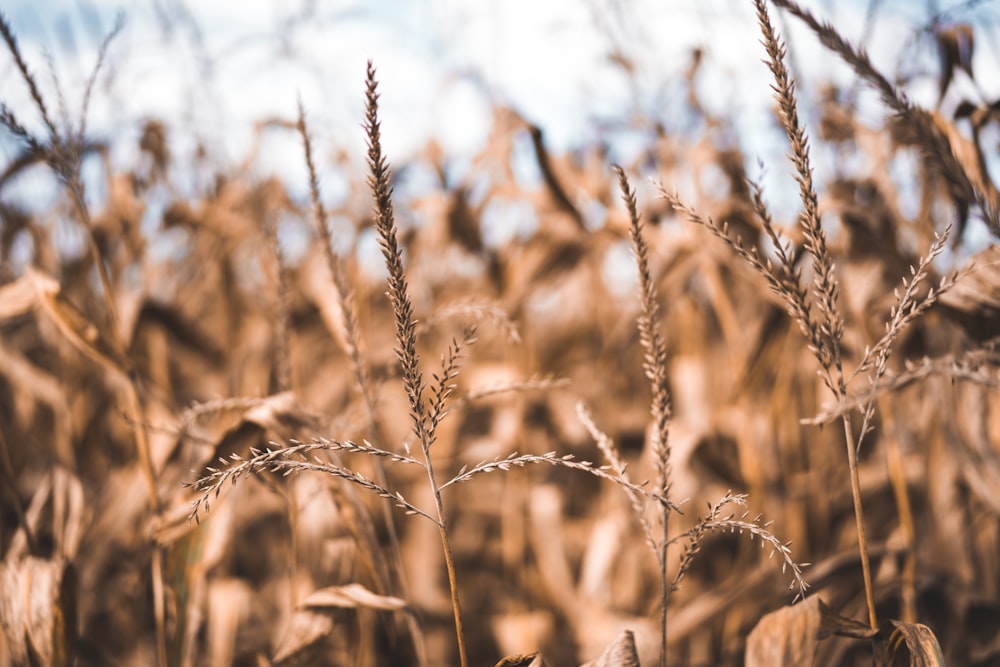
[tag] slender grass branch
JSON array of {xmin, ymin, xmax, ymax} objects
[{"xmin": 364, "ymin": 60, "xmax": 468, "ymax": 667}]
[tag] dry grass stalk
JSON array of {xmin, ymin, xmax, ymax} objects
[
  {"xmin": 610, "ymin": 166, "xmax": 807, "ymax": 666},
  {"xmin": 297, "ymin": 99, "xmax": 429, "ymax": 666},
  {"xmin": 297, "ymin": 101, "xmax": 375, "ymax": 422},
  {"xmin": 5, "ymin": 4, "xmax": 999, "ymax": 665},
  {"xmin": 771, "ymin": 0, "xmax": 1000, "ymax": 234},
  {"xmin": 0, "ymin": 12, "xmax": 171, "ymax": 666},
  {"xmin": 664, "ymin": 1, "xmax": 969, "ymax": 661},
  {"xmin": 751, "ymin": 1, "xmax": 877, "ymax": 637},
  {"xmin": 614, "ymin": 165, "xmax": 672, "ymax": 666},
  {"xmin": 364, "ymin": 59, "xmax": 471, "ymax": 667}
]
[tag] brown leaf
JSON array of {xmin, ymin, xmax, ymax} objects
[
  {"xmin": 582, "ymin": 629, "xmax": 640, "ymax": 667},
  {"xmin": 271, "ymin": 608, "xmax": 334, "ymax": 667},
  {"xmin": 0, "ymin": 271, "xmax": 37, "ymax": 320},
  {"xmin": 886, "ymin": 621, "xmax": 946, "ymax": 667},
  {"xmin": 935, "ymin": 23, "xmax": 975, "ymax": 101},
  {"xmin": 495, "ymin": 652, "xmax": 547, "ymax": 667},
  {"xmin": 301, "ymin": 583, "xmax": 408, "ymax": 612},
  {"xmin": 26, "ymin": 268, "xmax": 128, "ymax": 375},
  {"xmin": 745, "ymin": 595, "xmax": 821, "ymax": 667},
  {"xmin": 0, "ymin": 557, "xmax": 77, "ymax": 667}
]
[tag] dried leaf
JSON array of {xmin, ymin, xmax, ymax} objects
[
  {"xmin": 886, "ymin": 621, "xmax": 946, "ymax": 667},
  {"xmin": 582, "ymin": 629, "xmax": 640, "ymax": 667},
  {"xmin": 271, "ymin": 608, "xmax": 334, "ymax": 667},
  {"xmin": 495, "ymin": 652, "xmax": 548, "ymax": 667},
  {"xmin": 0, "ymin": 557, "xmax": 77, "ymax": 667},
  {"xmin": 26, "ymin": 268, "xmax": 128, "ymax": 374},
  {"xmin": 935, "ymin": 23, "xmax": 975, "ymax": 101},
  {"xmin": 301, "ymin": 582, "xmax": 408, "ymax": 611},
  {"xmin": 0, "ymin": 271, "xmax": 37, "ymax": 320},
  {"xmin": 818, "ymin": 598, "xmax": 878, "ymax": 640},
  {"xmin": 745, "ymin": 596, "xmax": 821, "ymax": 667}
]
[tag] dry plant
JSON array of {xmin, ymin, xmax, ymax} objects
[
  {"xmin": 3, "ymin": 2, "xmax": 1000, "ymax": 666},
  {"xmin": 188, "ymin": 63, "xmax": 694, "ymax": 667},
  {"xmin": 573, "ymin": 166, "xmax": 807, "ymax": 667},
  {"xmin": 661, "ymin": 0, "xmax": 987, "ymax": 664}
]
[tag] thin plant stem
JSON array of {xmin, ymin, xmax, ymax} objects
[
  {"xmin": 839, "ymin": 413, "xmax": 878, "ymax": 630},
  {"xmin": 364, "ymin": 60, "xmax": 468, "ymax": 667},
  {"xmin": 754, "ymin": 0, "xmax": 877, "ymax": 632},
  {"xmin": 297, "ymin": 99, "xmax": 429, "ymax": 667},
  {"xmin": 615, "ymin": 165, "xmax": 672, "ymax": 667}
]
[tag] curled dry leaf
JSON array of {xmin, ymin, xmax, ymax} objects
[
  {"xmin": 301, "ymin": 582, "xmax": 408, "ymax": 612},
  {"xmin": 885, "ymin": 621, "xmax": 946, "ymax": 667},
  {"xmin": 2, "ymin": 268, "xmax": 128, "ymax": 374},
  {"xmin": 270, "ymin": 608, "xmax": 334, "ymax": 667},
  {"xmin": 495, "ymin": 652, "xmax": 548, "ymax": 667},
  {"xmin": 0, "ymin": 270, "xmax": 36, "ymax": 319},
  {"xmin": 270, "ymin": 582, "xmax": 409, "ymax": 667}
]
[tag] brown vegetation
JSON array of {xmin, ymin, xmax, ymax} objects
[{"xmin": 2, "ymin": 1, "xmax": 1000, "ymax": 665}]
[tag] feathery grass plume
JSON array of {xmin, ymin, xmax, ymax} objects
[
  {"xmin": 750, "ymin": 0, "xmax": 871, "ymax": 633},
  {"xmin": 0, "ymin": 12, "xmax": 169, "ymax": 666},
  {"xmin": 188, "ymin": 442, "xmax": 435, "ymax": 523},
  {"xmin": 667, "ymin": 0, "xmax": 878, "ymax": 635},
  {"xmin": 614, "ymin": 165, "xmax": 673, "ymax": 666},
  {"xmin": 850, "ymin": 226, "xmax": 959, "ymax": 441},
  {"xmin": 771, "ymin": 0, "xmax": 1000, "ymax": 234},
  {"xmin": 298, "ymin": 100, "xmax": 428, "ymax": 666},
  {"xmin": 0, "ymin": 11, "xmax": 58, "ymax": 145},
  {"xmin": 806, "ymin": 343, "xmax": 1000, "ymax": 424},
  {"xmin": 297, "ymin": 100, "xmax": 375, "ymax": 422},
  {"xmin": 425, "ymin": 326, "xmax": 478, "ymax": 449},
  {"xmin": 77, "ymin": 12, "xmax": 124, "ymax": 148},
  {"xmin": 754, "ymin": 0, "xmax": 844, "ymax": 383},
  {"xmin": 440, "ymin": 450, "xmax": 676, "ymax": 508},
  {"xmin": 614, "ymin": 166, "xmax": 672, "ymax": 498},
  {"xmin": 667, "ymin": 493, "xmax": 807, "ymax": 600},
  {"xmin": 365, "ymin": 61, "xmax": 428, "ymax": 450},
  {"xmin": 615, "ymin": 166, "xmax": 809, "ymax": 666},
  {"xmin": 364, "ymin": 59, "xmax": 469, "ymax": 667},
  {"xmin": 760, "ymin": 0, "xmax": 877, "ymax": 634},
  {"xmin": 576, "ymin": 401, "xmax": 660, "ymax": 553},
  {"xmin": 662, "ymin": 186, "xmax": 829, "ymax": 368},
  {"xmin": 663, "ymin": 0, "xmax": 968, "ymax": 649},
  {"xmin": 747, "ymin": 172, "xmax": 825, "ymax": 356}
]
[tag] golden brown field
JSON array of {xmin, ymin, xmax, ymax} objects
[{"xmin": 2, "ymin": 1, "xmax": 1000, "ymax": 665}]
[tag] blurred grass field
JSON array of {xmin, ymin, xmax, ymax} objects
[{"xmin": 2, "ymin": 2, "xmax": 1000, "ymax": 665}]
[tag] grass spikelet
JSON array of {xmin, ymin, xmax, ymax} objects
[
  {"xmin": 754, "ymin": 0, "xmax": 844, "ymax": 380},
  {"xmin": 364, "ymin": 60, "xmax": 468, "ymax": 667}
]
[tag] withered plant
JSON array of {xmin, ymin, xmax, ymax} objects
[
  {"xmin": 662, "ymin": 0, "xmax": 989, "ymax": 663},
  {"xmin": 3, "ymin": 2, "xmax": 1000, "ymax": 666}
]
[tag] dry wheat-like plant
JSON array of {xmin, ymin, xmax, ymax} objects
[
  {"xmin": 187, "ymin": 61, "xmax": 691, "ymax": 667},
  {"xmin": 771, "ymin": 0, "xmax": 1000, "ymax": 236},
  {"xmin": 9, "ymin": 4, "xmax": 996, "ymax": 664},
  {"xmin": 0, "ymin": 11, "xmax": 174, "ymax": 665},
  {"xmin": 662, "ymin": 0, "xmax": 967, "ymax": 662},
  {"xmin": 591, "ymin": 166, "xmax": 807, "ymax": 667}
]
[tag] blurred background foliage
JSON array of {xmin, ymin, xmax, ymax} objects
[{"xmin": 2, "ymin": 1, "xmax": 1000, "ymax": 665}]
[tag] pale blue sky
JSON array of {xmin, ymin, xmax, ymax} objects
[{"xmin": 2, "ymin": 0, "xmax": 998, "ymax": 233}]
